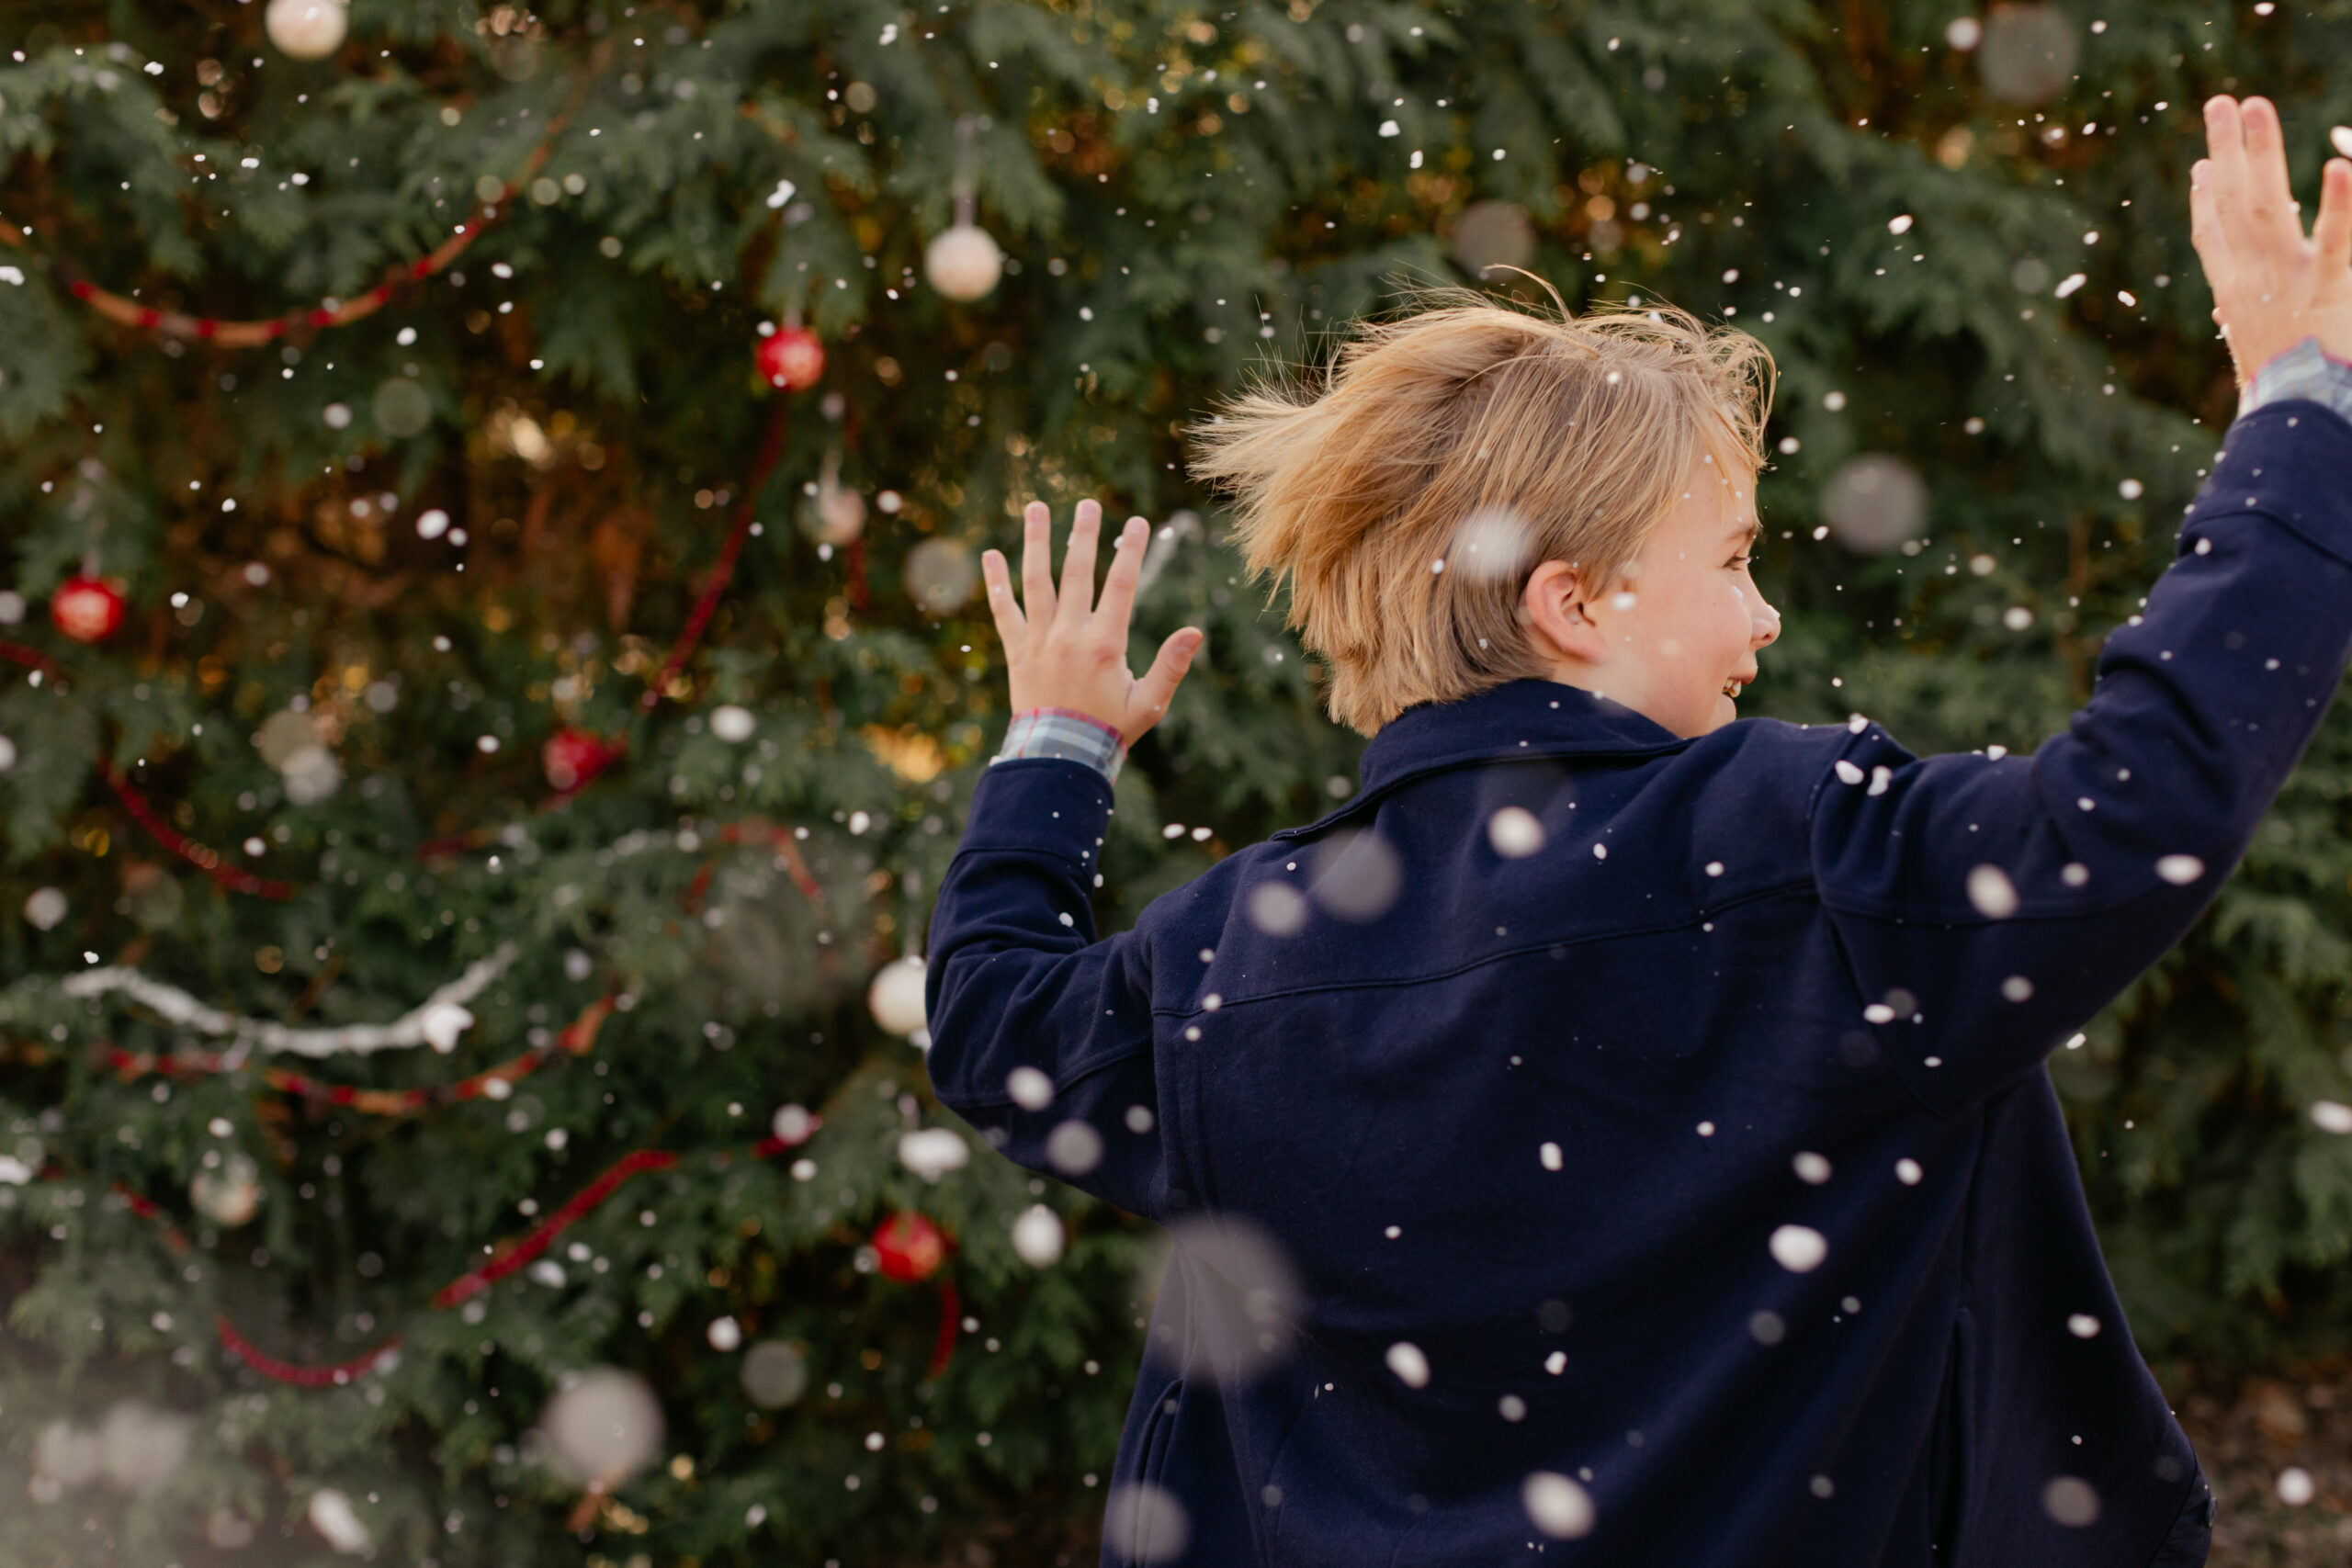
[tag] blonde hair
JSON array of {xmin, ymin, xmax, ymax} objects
[{"xmin": 1186, "ymin": 285, "xmax": 1776, "ymax": 737}]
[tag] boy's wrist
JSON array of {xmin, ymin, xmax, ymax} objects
[
  {"xmin": 2238, "ymin": 334, "xmax": 2352, "ymax": 422},
  {"xmin": 993, "ymin": 706, "xmax": 1128, "ymax": 783}
]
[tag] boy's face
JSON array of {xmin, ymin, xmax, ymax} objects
[{"xmin": 1521, "ymin": 440, "xmax": 1781, "ymax": 739}]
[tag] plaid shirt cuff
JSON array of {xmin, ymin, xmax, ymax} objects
[
  {"xmin": 2239, "ymin": 334, "xmax": 2352, "ymax": 423},
  {"xmin": 992, "ymin": 707, "xmax": 1127, "ymax": 784}
]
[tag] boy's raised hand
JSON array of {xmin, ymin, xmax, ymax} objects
[
  {"xmin": 2189, "ymin": 95, "xmax": 2352, "ymax": 386},
  {"xmin": 981, "ymin": 498, "xmax": 1205, "ymax": 745}
]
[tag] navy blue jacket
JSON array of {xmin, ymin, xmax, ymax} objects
[{"xmin": 924, "ymin": 394, "xmax": 2352, "ymax": 1566}]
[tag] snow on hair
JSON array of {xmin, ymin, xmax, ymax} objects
[{"xmin": 1185, "ymin": 285, "xmax": 1775, "ymax": 737}]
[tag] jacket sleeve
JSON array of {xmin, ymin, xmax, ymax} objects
[
  {"xmin": 922, "ymin": 755, "xmax": 1172, "ymax": 1218},
  {"xmin": 1810, "ymin": 398, "xmax": 2352, "ymax": 1113}
]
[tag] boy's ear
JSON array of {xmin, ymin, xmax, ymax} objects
[{"xmin": 1521, "ymin": 559, "xmax": 1609, "ymax": 666}]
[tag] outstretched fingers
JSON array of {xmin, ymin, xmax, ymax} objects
[
  {"xmin": 1128, "ymin": 626, "xmax": 1204, "ymax": 735},
  {"xmin": 1091, "ymin": 516, "xmax": 1151, "ymax": 637},
  {"xmin": 1057, "ymin": 498, "xmax": 1103, "ymax": 619},
  {"xmin": 1020, "ymin": 500, "xmax": 1057, "ymax": 626},
  {"xmin": 2188, "ymin": 159, "xmax": 2238, "ymax": 310},
  {"xmin": 981, "ymin": 546, "xmax": 1027, "ymax": 649},
  {"xmin": 2235, "ymin": 97, "xmax": 2309, "ymax": 254},
  {"xmin": 2203, "ymin": 98, "xmax": 2272, "ymax": 299},
  {"xmin": 2316, "ymin": 159, "xmax": 2352, "ymax": 295}
]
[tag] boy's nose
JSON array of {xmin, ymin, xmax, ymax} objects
[{"xmin": 1751, "ymin": 601, "xmax": 1781, "ymax": 646}]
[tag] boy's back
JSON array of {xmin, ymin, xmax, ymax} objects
[{"xmin": 924, "ymin": 96, "xmax": 2352, "ymax": 1565}]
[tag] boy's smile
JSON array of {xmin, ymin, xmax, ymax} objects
[{"xmin": 1521, "ymin": 437, "xmax": 1781, "ymax": 739}]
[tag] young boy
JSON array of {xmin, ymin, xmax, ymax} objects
[{"xmin": 923, "ymin": 96, "xmax": 2352, "ymax": 1565}]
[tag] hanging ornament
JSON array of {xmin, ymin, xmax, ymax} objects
[
  {"xmin": 266, "ymin": 0, "xmax": 350, "ymax": 61},
  {"xmin": 543, "ymin": 728, "xmax": 623, "ymax": 793},
  {"xmin": 924, "ymin": 225, "xmax": 1002, "ymax": 301},
  {"xmin": 50, "ymin": 576, "xmax": 125, "ymax": 643},
  {"xmin": 741, "ymin": 1340, "xmax": 809, "ymax": 1407},
  {"xmin": 23, "ymin": 886, "xmax": 68, "ymax": 931},
  {"xmin": 538, "ymin": 1367, "xmax": 665, "ymax": 1488},
  {"xmin": 925, "ymin": 121, "xmax": 1005, "ymax": 301},
  {"xmin": 872, "ymin": 1212, "xmax": 947, "ymax": 1283},
  {"xmin": 755, "ymin": 321, "xmax": 826, "ymax": 391},
  {"xmin": 925, "ymin": 214, "xmax": 1004, "ymax": 302},
  {"xmin": 867, "ymin": 953, "xmax": 929, "ymax": 1043},
  {"xmin": 811, "ymin": 449, "xmax": 866, "ymax": 545},
  {"xmin": 903, "ymin": 537, "xmax": 978, "ymax": 615},
  {"xmin": 191, "ymin": 1151, "xmax": 264, "ymax": 1229}
]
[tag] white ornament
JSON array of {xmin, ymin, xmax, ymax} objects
[
  {"xmin": 709, "ymin": 705, "xmax": 756, "ymax": 743},
  {"xmin": 279, "ymin": 743, "xmax": 342, "ymax": 807},
  {"xmin": 266, "ymin": 0, "xmax": 349, "ymax": 61},
  {"xmin": 770, "ymin": 1103, "xmax": 814, "ymax": 1144},
  {"xmin": 868, "ymin": 954, "xmax": 928, "ymax": 1039},
  {"xmin": 306, "ymin": 1488, "xmax": 371, "ymax": 1555},
  {"xmin": 814, "ymin": 452, "xmax": 866, "ymax": 545},
  {"xmin": 741, "ymin": 1340, "xmax": 808, "ymax": 1407},
  {"xmin": 191, "ymin": 1152, "xmax": 263, "ymax": 1228},
  {"xmin": 420, "ymin": 1002, "xmax": 476, "ymax": 1055},
  {"xmin": 24, "ymin": 886, "xmax": 67, "ymax": 931},
  {"xmin": 0, "ymin": 734, "xmax": 16, "ymax": 771},
  {"xmin": 540, "ymin": 1368, "xmax": 664, "ymax": 1486},
  {"xmin": 707, "ymin": 1315, "xmax": 743, "ymax": 1352},
  {"xmin": 1011, "ymin": 1203, "xmax": 1065, "ymax": 1268},
  {"xmin": 924, "ymin": 224, "xmax": 1004, "ymax": 301},
  {"xmin": 903, "ymin": 536, "xmax": 979, "ymax": 614}
]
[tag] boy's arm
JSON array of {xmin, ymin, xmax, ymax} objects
[
  {"xmin": 923, "ymin": 744, "xmax": 1171, "ymax": 1215},
  {"xmin": 1813, "ymin": 390, "xmax": 2352, "ymax": 1112},
  {"xmin": 1810, "ymin": 97, "xmax": 2352, "ymax": 1112},
  {"xmin": 922, "ymin": 499, "xmax": 1204, "ymax": 1214}
]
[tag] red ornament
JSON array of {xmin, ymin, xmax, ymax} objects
[
  {"xmin": 872, "ymin": 1213, "xmax": 947, "ymax": 1283},
  {"xmin": 756, "ymin": 325, "xmax": 825, "ymax": 391},
  {"xmin": 51, "ymin": 576, "xmax": 126, "ymax": 643},
  {"xmin": 543, "ymin": 728, "xmax": 623, "ymax": 794}
]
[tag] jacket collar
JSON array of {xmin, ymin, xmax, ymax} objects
[{"xmin": 1272, "ymin": 678, "xmax": 1690, "ymax": 840}]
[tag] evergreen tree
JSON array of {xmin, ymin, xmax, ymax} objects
[{"xmin": 0, "ymin": 0, "xmax": 2346, "ymax": 1561}]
